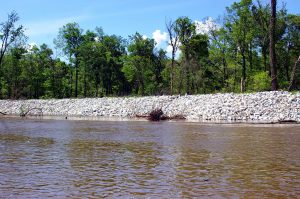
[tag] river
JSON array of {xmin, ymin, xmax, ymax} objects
[{"xmin": 0, "ymin": 117, "xmax": 299, "ymax": 198}]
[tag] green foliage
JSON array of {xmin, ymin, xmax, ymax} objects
[
  {"xmin": 0, "ymin": 11, "xmax": 26, "ymax": 66},
  {"xmin": 122, "ymin": 60, "xmax": 136, "ymax": 83},
  {"xmin": 0, "ymin": 5, "xmax": 299, "ymax": 99},
  {"xmin": 175, "ymin": 17, "xmax": 196, "ymax": 47},
  {"xmin": 249, "ymin": 71, "xmax": 271, "ymax": 91},
  {"xmin": 54, "ymin": 23, "xmax": 83, "ymax": 57},
  {"xmin": 122, "ymin": 33, "xmax": 167, "ymax": 95}
]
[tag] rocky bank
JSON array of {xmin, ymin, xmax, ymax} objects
[{"xmin": 0, "ymin": 91, "xmax": 300, "ymax": 123}]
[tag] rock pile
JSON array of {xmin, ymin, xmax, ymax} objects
[{"xmin": 0, "ymin": 91, "xmax": 299, "ymax": 123}]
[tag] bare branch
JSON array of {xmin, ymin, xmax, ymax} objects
[
  {"xmin": 0, "ymin": 11, "xmax": 25, "ymax": 67},
  {"xmin": 288, "ymin": 56, "xmax": 300, "ymax": 91},
  {"xmin": 165, "ymin": 19, "xmax": 180, "ymax": 95}
]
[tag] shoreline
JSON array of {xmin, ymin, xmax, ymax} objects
[
  {"xmin": 1, "ymin": 115, "xmax": 300, "ymax": 127},
  {"xmin": 0, "ymin": 91, "xmax": 300, "ymax": 124}
]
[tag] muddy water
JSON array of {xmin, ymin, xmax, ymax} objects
[{"xmin": 0, "ymin": 118, "xmax": 299, "ymax": 198}]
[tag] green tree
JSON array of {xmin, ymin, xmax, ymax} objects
[
  {"xmin": 225, "ymin": 0, "xmax": 255, "ymax": 92},
  {"xmin": 79, "ymin": 40, "xmax": 107, "ymax": 97},
  {"xmin": 78, "ymin": 29, "xmax": 128, "ymax": 97},
  {"xmin": 54, "ymin": 22, "xmax": 83, "ymax": 97},
  {"xmin": 0, "ymin": 11, "xmax": 25, "ymax": 67},
  {"xmin": 52, "ymin": 59, "xmax": 71, "ymax": 98},
  {"xmin": 285, "ymin": 14, "xmax": 300, "ymax": 90},
  {"xmin": 269, "ymin": 0, "xmax": 279, "ymax": 90},
  {"xmin": 37, "ymin": 44, "xmax": 55, "ymax": 98},
  {"xmin": 188, "ymin": 34, "xmax": 210, "ymax": 93},
  {"xmin": 175, "ymin": 17, "xmax": 196, "ymax": 94},
  {"xmin": 101, "ymin": 34, "xmax": 127, "ymax": 95},
  {"xmin": 122, "ymin": 33, "xmax": 157, "ymax": 95},
  {"xmin": 0, "ymin": 11, "xmax": 26, "ymax": 98},
  {"xmin": 2, "ymin": 47, "xmax": 26, "ymax": 98},
  {"xmin": 153, "ymin": 49, "xmax": 167, "ymax": 94},
  {"xmin": 166, "ymin": 19, "xmax": 180, "ymax": 95},
  {"xmin": 252, "ymin": 1, "xmax": 271, "ymax": 72}
]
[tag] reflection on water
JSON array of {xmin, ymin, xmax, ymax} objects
[{"xmin": 0, "ymin": 118, "xmax": 299, "ymax": 198}]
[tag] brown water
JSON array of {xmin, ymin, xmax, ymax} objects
[{"xmin": 0, "ymin": 118, "xmax": 299, "ymax": 198}]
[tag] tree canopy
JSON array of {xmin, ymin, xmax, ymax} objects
[{"xmin": 0, "ymin": 0, "xmax": 299, "ymax": 99}]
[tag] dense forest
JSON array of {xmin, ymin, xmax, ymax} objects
[{"xmin": 0, "ymin": 0, "xmax": 299, "ymax": 99}]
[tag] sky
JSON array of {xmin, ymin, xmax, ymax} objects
[{"xmin": 1, "ymin": 0, "xmax": 299, "ymax": 53}]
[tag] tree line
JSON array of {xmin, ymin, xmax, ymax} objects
[{"xmin": 0, "ymin": 0, "xmax": 299, "ymax": 99}]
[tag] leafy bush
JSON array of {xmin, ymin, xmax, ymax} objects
[{"xmin": 250, "ymin": 71, "xmax": 271, "ymax": 91}]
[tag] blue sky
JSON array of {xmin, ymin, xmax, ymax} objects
[{"xmin": 1, "ymin": 0, "xmax": 299, "ymax": 51}]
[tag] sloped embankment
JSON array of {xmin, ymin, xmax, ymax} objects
[{"xmin": 0, "ymin": 91, "xmax": 299, "ymax": 123}]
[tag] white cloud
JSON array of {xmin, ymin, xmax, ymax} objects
[
  {"xmin": 152, "ymin": 18, "xmax": 219, "ymax": 59},
  {"xmin": 94, "ymin": 36, "xmax": 100, "ymax": 42},
  {"xmin": 166, "ymin": 38, "xmax": 181, "ymax": 52},
  {"xmin": 166, "ymin": 45, "xmax": 173, "ymax": 54},
  {"xmin": 25, "ymin": 15, "xmax": 89, "ymax": 37},
  {"xmin": 152, "ymin": 30, "xmax": 168, "ymax": 46},
  {"xmin": 28, "ymin": 42, "xmax": 37, "ymax": 49},
  {"xmin": 194, "ymin": 17, "xmax": 220, "ymax": 35},
  {"xmin": 166, "ymin": 43, "xmax": 181, "ymax": 58},
  {"xmin": 150, "ymin": 29, "xmax": 181, "ymax": 58},
  {"xmin": 142, "ymin": 35, "xmax": 148, "ymax": 40},
  {"xmin": 22, "ymin": 42, "xmax": 37, "ymax": 54}
]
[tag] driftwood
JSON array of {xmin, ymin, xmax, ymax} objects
[
  {"xmin": 20, "ymin": 107, "xmax": 43, "ymax": 117},
  {"xmin": 288, "ymin": 56, "xmax": 300, "ymax": 91},
  {"xmin": 278, "ymin": 120, "xmax": 298, "ymax": 124},
  {"xmin": 135, "ymin": 115, "xmax": 148, "ymax": 118},
  {"xmin": 0, "ymin": 111, "xmax": 7, "ymax": 115},
  {"xmin": 149, "ymin": 109, "xmax": 164, "ymax": 121},
  {"xmin": 137, "ymin": 109, "xmax": 186, "ymax": 121}
]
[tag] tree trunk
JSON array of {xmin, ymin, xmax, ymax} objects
[
  {"xmin": 170, "ymin": 52, "xmax": 175, "ymax": 95},
  {"xmin": 75, "ymin": 57, "xmax": 79, "ymax": 98},
  {"xmin": 222, "ymin": 45, "xmax": 228, "ymax": 88},
  {"xmin": 185, "ymin": 52, "xmax": 191, "ymax": 95},
  {"xmin": 96, "ymin": 82, "xmax": 99, "ymax": 97},
  {"xmin": 249, "ymin": 43, "xmax": 253, "ymax": 70},
  {"xmin": 69, "ymin": 69, "xmax": 73, "ymax": 98},
  {"xmin": 165, "ymin": 20, "xmax": 178, "ymax": 95},
  {"xmin": 262, "ymin": 46, "xmax": 269, "ymax": 72},
  {"xmin": 241, "ymin": 48, "xmax": 246, "ymax": 92},
  {"xmin": 222, "ymin": 56, "xmax": 227, "ymax": 87},
  {"xmin": 284, "ymin": 55, "xmax": 290, "ymax": 82},
  {"xmin": 186, "ymin": 62, "xmax": 190, "ymax": 95},
  {"xmin": 0, "ymin": 67, "xmax": 2, "ymax": 99},
  {"xmin": 140, "ymin": 79, "xmax": 145, "ymax": 95},
  {"xmin": 84, "ymin": 67, "xmax": 87, "ymax": 97},
  {"xmin": 284, "ymin": 46, "xmax": 291, "ymax": 82},
  {"xmin": 269, "ymin": 0, "xmax": 279, "ymax": 90},
  {"xmin": 288, "ymin": 56, "xmax": 300, "ymax": 91},
  {"xmin": 178, "ymin": 68, "xmax": 184, "ymax": 94},
  {"xmin": 52, "ymin": 62, "xmax": 56, "ymax": 97}
]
